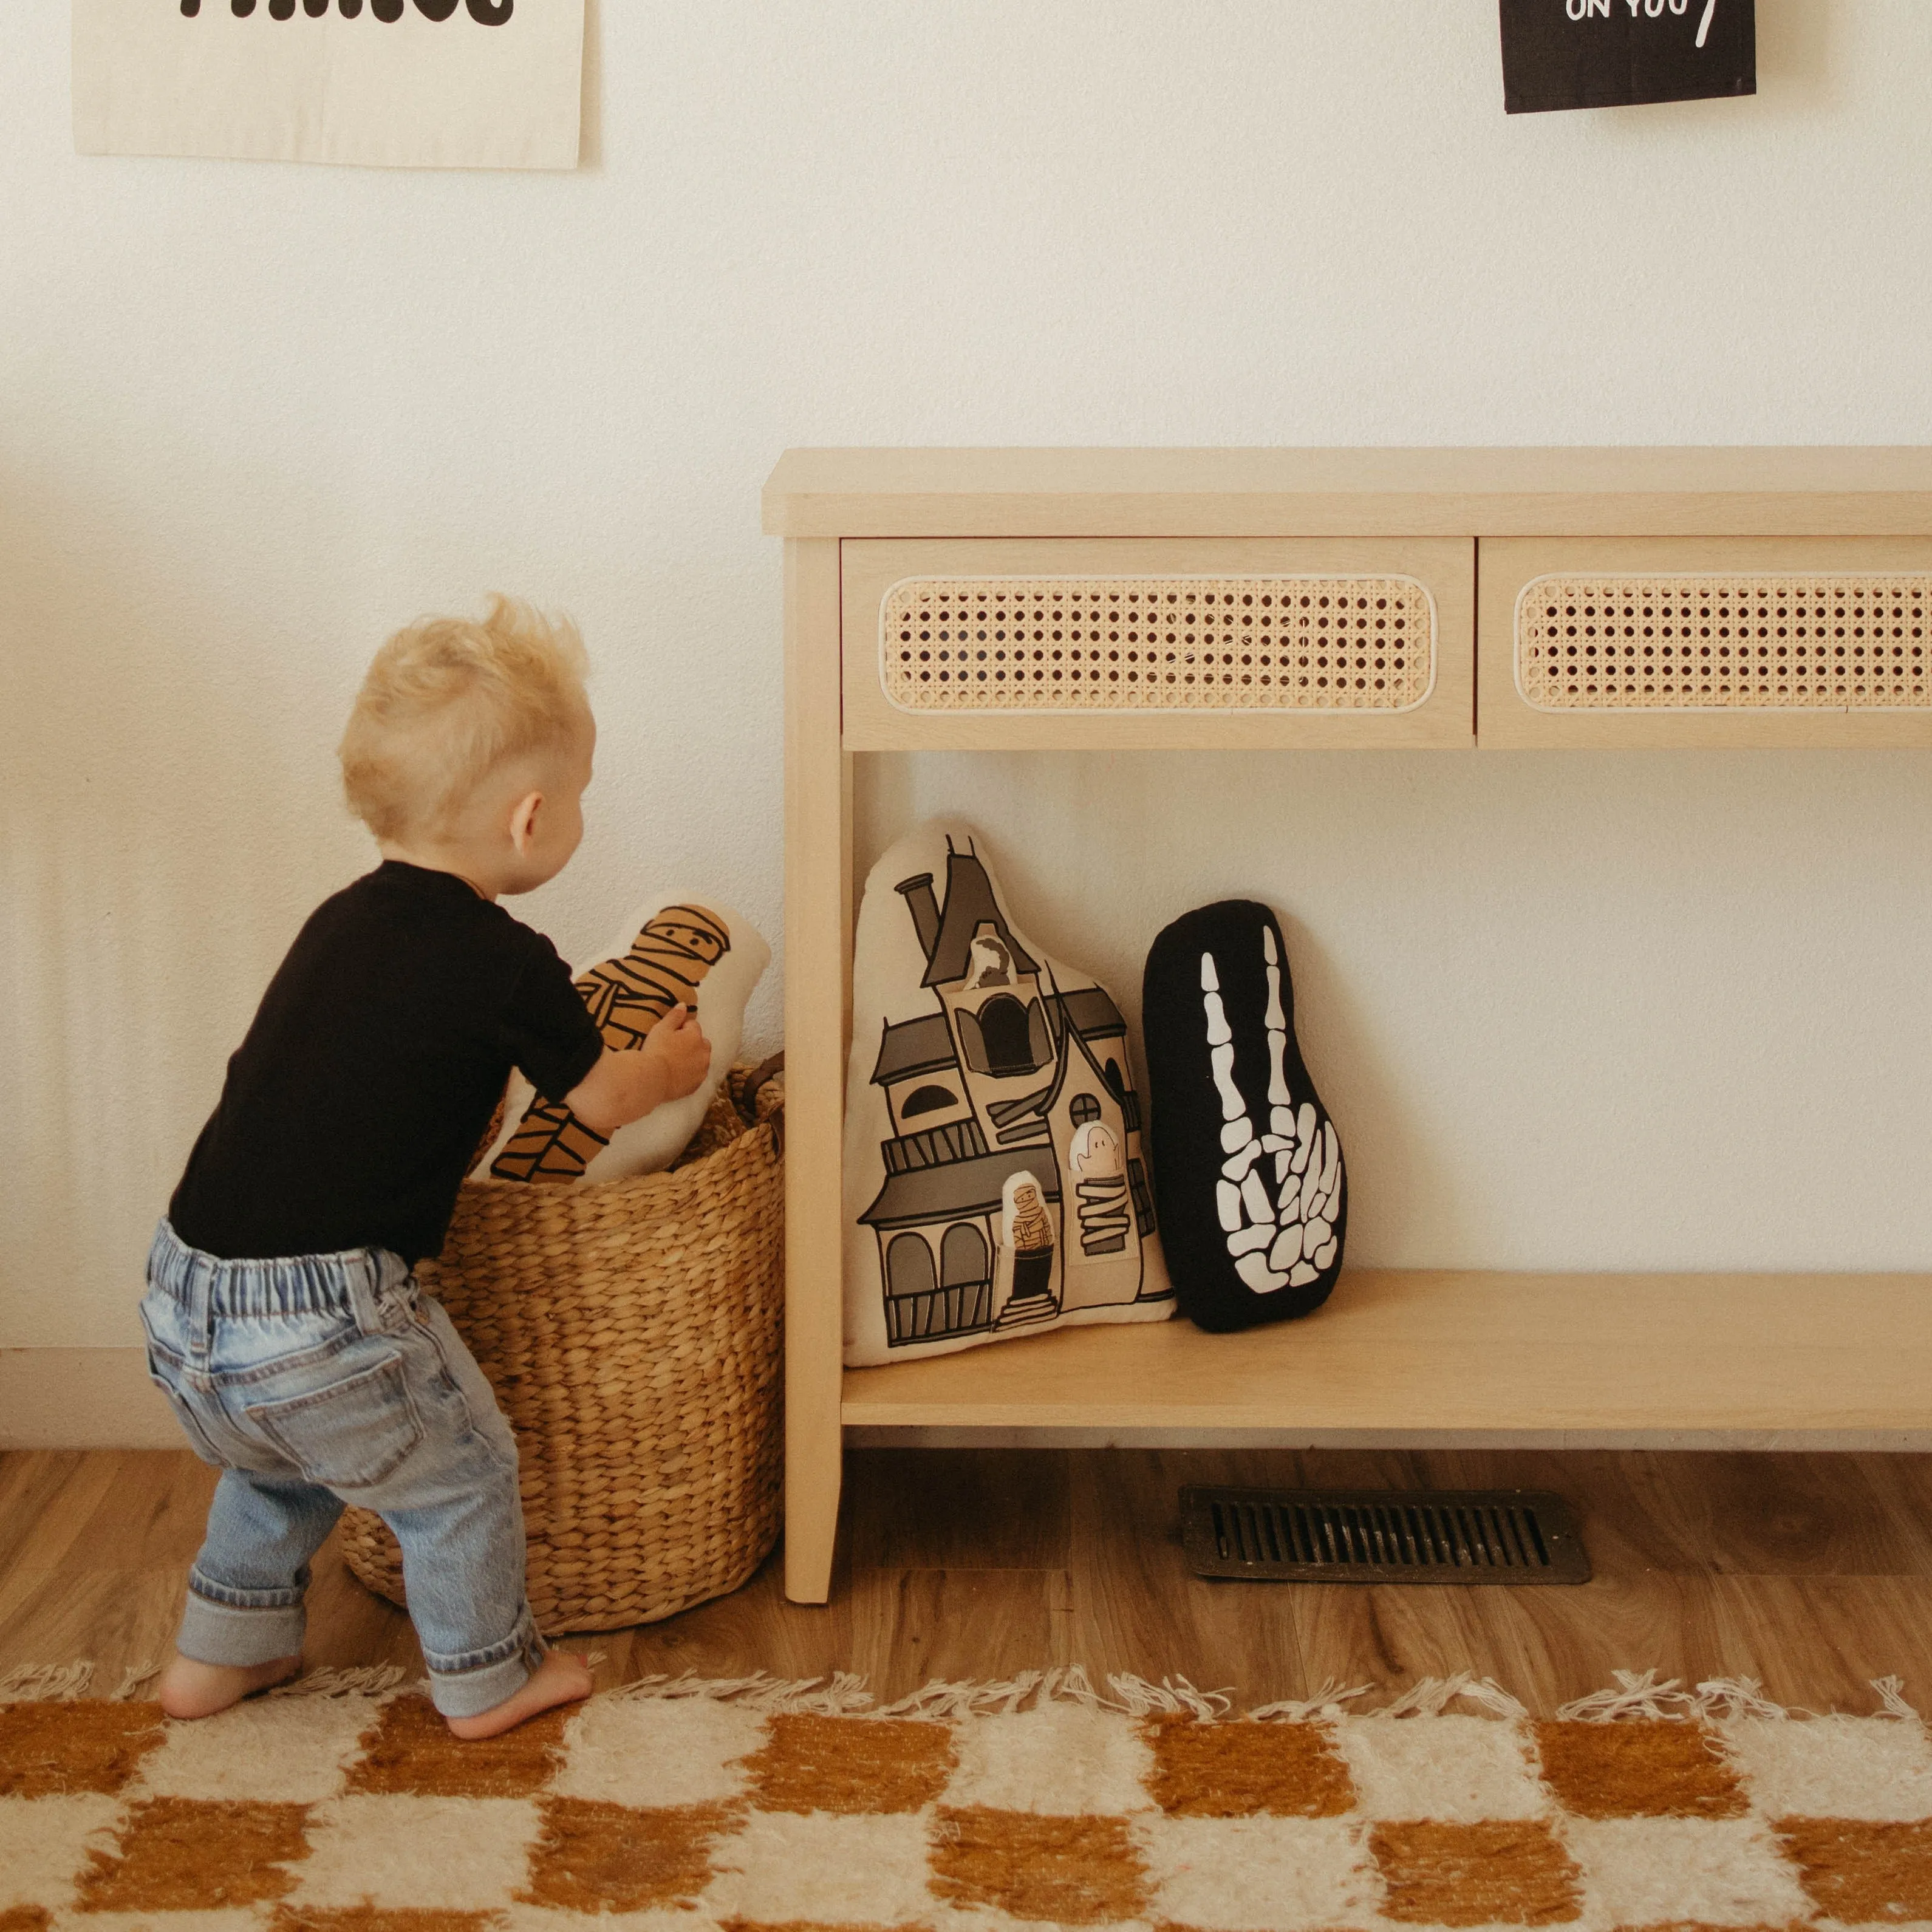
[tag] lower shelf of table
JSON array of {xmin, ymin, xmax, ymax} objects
[{"xmin": 838, "ymin": 1269, "xmax": 1932, "ymax": 1450}]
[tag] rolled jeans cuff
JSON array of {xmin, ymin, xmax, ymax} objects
[
  {"xmin": 424, "ymin": 1622, "xmax": 545, "ymax": 1719},
  {"xmin": 177, "ymin": 1586, "xmax": 307, "ymax": 1668}
]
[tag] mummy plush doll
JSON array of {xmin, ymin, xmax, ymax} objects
[
  {"xmin": 1141, "ymin": 901, "xmax": 1345, "ymax": 1331},
  {"xmin": 477, "ymin": 898, "xmax": 770, "ymax": 1184}
]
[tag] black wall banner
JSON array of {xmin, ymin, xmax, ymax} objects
[{"xmin": 1499, "ymin": 0, "xmax": 1755, "ymax": 114}]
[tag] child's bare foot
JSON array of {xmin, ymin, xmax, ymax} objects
[
  {"xmin": 445, "ymin": 1650, "xmax": 593, "ymax": 1739},
  {"xmin": 157, "ymin": 1651, "xmax": 303, "ymax": 1719}
]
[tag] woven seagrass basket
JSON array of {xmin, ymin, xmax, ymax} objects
[{"xmin": 340, "ymin": 1062, "xmax": 784, "ymax": 1634}]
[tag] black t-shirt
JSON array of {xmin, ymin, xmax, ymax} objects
[{"xmin": 169, "ymin": 861, "xmax": 604, "ymax": 1264}]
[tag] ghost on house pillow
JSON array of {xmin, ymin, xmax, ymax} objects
[
  {"xmin": 1141, "ymin": 900, "xmax": 1345, "ymax": 1332},
  {"xmin": 842, "ymin": 821, "xmax": 1172, "ymax": 1366}
]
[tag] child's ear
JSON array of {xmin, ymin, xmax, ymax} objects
[{"xmin": 507, "ymin": 788, "xmax": 544, "ymax": 854}]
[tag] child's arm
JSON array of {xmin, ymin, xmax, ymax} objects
[{"xmin": 565, "ymin": 1005, "xmax": 711, "ymax": 1138}]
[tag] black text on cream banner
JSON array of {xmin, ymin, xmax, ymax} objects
[{"xmin": 73, "ymin": 0, "xmax": 584, "ymax": 169}]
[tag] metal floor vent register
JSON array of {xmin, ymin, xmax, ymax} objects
[{"xmin": 1181, "ymin": 1487, "xmax": 1591, "ymax": 1586}]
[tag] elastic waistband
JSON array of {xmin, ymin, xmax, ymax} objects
[{"xmin": 147, "ymin": 1219, "xmax": 408, "ymax": 1318}]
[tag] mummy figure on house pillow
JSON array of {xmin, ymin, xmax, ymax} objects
[
  {"xmin": 1141, "ymin": 901, "xmax": 1345, "ymax": 1332},
  {"xmin": 842, "ymin": 821, "xmax": 1172, "ymax": 1365}
]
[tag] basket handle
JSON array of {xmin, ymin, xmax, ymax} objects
[{"xmin": 737, "ymin": 1051, "xmax": 786, "ymax": 1152}]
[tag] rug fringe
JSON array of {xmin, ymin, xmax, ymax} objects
[
  {"xmin": 1372, "ymin": 1672, "xmax": 1530, "ymax": 1721},
  {"xmin": 1, "ymin": 1659, "xmax": 1916, "ymax": 1722},
  {"xmin": 0, "ymin": 1662, "xmax": 95, "ymax": 1702},
  {"xmin": 879, "ymin": 1671, "xmax": 1050, "ymax": 1718},
  {"xmin": 1, "ymin": 1659, "xmax": 166, "ymax": 1703},
  {"xmin": 112, "ymin": 1661, "xmax": 161, "ymax": 1701},
  {"xmin": 1871, "ymin": 1674, "xmax": 1921, "ymax": 1721},
  {"xmin": 1249, "ymin": 1678, "xmax": 1375, "ymax": 1721},
  {"xmin": 1557, "ymin": 1671, "xmax": 1922, "ymax": 1725},
  {"xmin": 269, "ymin": 1665, "xmax": 411, "ymax": 1699},
  {"xmin": 0, "ymin": 1658, "xmax": 414, "ymax": 1705},
  {"xmin": 609, "ymin": 1669, "xmax": 876, "ymax": 1715},
  {"xmin": 1556, "ymin": 1668, "xmax": 1704, "ymax": 1722},
  {"xmin": 1105, "ymin": 1674, "xmax": 1234, "ymax": 1722},
  {"xmin": 1458, "ymin": 1676, "xmax": 1532, "ymax": 1719},
  {"xmin": 1045, "ymin": 1665, "xmax": 1116, "ymax": 1709},
  {"xmin": 1695, "ymin": 1676, "xmax": 1789, "ymax": 1721}
]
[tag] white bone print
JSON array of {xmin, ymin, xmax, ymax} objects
[{"xmin": 1200, "ymin": 928, "xmax": 1341, "ymax": 1295}]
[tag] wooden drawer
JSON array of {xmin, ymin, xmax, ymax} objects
[
  {"xmin": 842, "ymin": 537, "xmax": 1475, "ymax": 750},
  {"xmin": 1478, "ymin": 537, "xmax": 1932, "ymax": 748}
]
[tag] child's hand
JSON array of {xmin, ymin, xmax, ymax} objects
[
  {"xmin": 644, "ymin": 1003, "xmax": 711, "ymax": 1103},
  {"xmin": 564, "ymin": 1007, "xmax": 711, "ymax": 1134}
]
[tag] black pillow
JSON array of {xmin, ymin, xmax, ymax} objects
[{"xmin": 1141, "ymin": 901, "xmax": 1346, "ymax": 1331}]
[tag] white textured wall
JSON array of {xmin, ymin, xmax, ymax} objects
[{"xmin": 5, "ymin": 2, "xmax": 1932, "ymax": 1355}]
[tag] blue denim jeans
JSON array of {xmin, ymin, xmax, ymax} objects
[{"xmin": 140, "ymin": 1218, "xmax": 543, "ymax": 1719}]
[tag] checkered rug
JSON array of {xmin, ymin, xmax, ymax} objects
[{"xmin": 4, "ymin": 1666, "xmax": 1931, "ymax": 1929}]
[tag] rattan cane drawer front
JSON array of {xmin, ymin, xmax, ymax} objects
[
  {"xmin": 881, "ymin": 575, "xmax": 1433, "ymax": 714},
  {"xmin": 1520, "ymin": 574, "xmax": 1932, "ymax": 711},
  {"xmin": 842, "ymin": 538, "xmax": 1475, "ymax": 749},
  {"xmin": 1479, "ymin": 538, "xmax": 1932, "ymax": 748}
]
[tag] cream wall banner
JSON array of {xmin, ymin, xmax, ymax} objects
[{"xmin": 72, "ymin": 0, "xmax": 584, "ymax": 169}]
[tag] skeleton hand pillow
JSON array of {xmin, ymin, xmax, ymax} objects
[
  {"xmin": 1141, "ymin": 901, "xmax": 1345, "ymax": 1331},
  {"xmin": 479, "ymin": 899, "xmax": 770, "ymax": 1184},
  {"xmin": 843, "ymin": 821, "xmax": 1172, "ymax": 1366}
]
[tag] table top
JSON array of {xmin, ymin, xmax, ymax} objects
[{"xmin": 763, "ymin": 447, "xmax": 1932, "ymax": 539}]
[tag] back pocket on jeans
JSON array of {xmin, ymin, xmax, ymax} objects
[
  {"xmin": 245, "ymin": 1352, "xmax": 423, "ymax": 1491},
  {"xmin": 146, "ymin": 1370, "xmax": 237, "ymax": 1468}
]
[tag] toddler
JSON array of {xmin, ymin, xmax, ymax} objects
[{"xmin": 144, "ymin": 598, "xmax": 708, "ymax": 1738}]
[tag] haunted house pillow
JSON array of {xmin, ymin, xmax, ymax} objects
[
  {"xmin": 1141, "ymin": 901, "xmax": 1345, "ymax": 1332},
  {"xmin": 842, "ymin": 822, "xmax": 1172, "ymax": 1367},
  {"xmin": 476, "ymin": 898, "xmax": 770, "ymax": 1184}
]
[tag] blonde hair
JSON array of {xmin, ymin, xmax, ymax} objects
[{"xmin": 340, "ymin": 595, "xmax": 589, "ymax": 842}]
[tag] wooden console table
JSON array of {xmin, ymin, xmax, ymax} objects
[{"xmin": 765, "ymin": 448, "xmax": 1932, "ymax": 1605}]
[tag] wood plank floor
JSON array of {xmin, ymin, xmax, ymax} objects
[{"xmin": 5, "ymin": 1446, "xmax": 1932, "ymax": 1715}]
